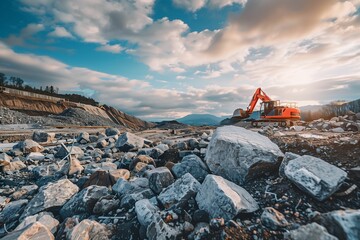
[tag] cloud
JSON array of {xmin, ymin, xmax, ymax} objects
[
  {"xmin": 48, "ymin": 26, "xmax": 74, "ymax": 38},
  {"xmin": 96, "ymin": 44, "xmax": 123, "ymax": 53},
  {"xmin": 172, "ymin": 0, "xmax": 246, "ymax": 12},
  {"xmin": 3, "ymin": 23, "xmax": 44, "ymax": 46}
]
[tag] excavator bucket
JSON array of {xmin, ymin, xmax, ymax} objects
[{"xmin": 232, "ymin": 108, "xmax": 249, "ymax": 119}]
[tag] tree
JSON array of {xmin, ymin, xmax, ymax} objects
[
  {"xmin": 9, "ymin": 76, "xmax": 17, "ymax": 86},
  {"xmin": 40, "ymin": 86, "xmax": 43, "ymax": 91},
  {"xmin": 0, "ymin": 73, "xmax": 6, "ymax": 86},
  {"xmin": 45, "ymin": 86, "xmax": 49, "ymax": 92},
  {"xmin": 15, "ymin": 77, "xmax": 24, "ymax": 88},
  {"xmin": 50, "ymin": 85, "xmax": 54, "ymax": 94}
]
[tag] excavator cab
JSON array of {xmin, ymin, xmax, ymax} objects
[{"xmin": 260, "ymin": 100, "xmax": 280, "ymax": 116}]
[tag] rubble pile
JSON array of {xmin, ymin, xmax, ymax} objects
[
  {"xmin": 0, "ymin": 126, "xmax": 359, "ymax": 239},
  {"xmin": 306, "ymin": 112, "xmax": 360, "ymax": 132}
]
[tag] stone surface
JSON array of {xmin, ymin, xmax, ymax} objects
[
  {"xmin": 135, "ymin": 199, "xmax": 159, "ymax": 226},
  {"xmin": 15, "ymin": 213, "xmax": 59, "ymax": 234},
  {"xmin": 205, "ymin": 126, "xmax": 284, "ymax": 184},
  {"xmin": 55, "ymin": 145, "xmax": 84, "ymax": 159},
  {"xmin": 147, "ymin": 167, "xmax": 174, "ymax": 194},
  {"xmin": 83, "ymin": 170, "xmax": 114, "ymax": 188},
  {"xmin": 1, "ymin": 159, "xmax": 26, "ymax": 172},
  {"xmin": 27, "ymin": 152, "xmax": 45, "ymax": 161},
  {"xmin": 83, "ymin": 162, "xmax": 117, "ymax": 175},
  {"xmin": 21, "ymin": 179, "xmax": 79, "ymax": 219},
  {"xmin": 67, "ymin": 156, "xmax": 84, "ymax": 175},
  {"xmin": 105, "ymin": 127, "xmax": 120, "ymax": 136},
  {"xmin": 120, "ymin": 189, "xmax": 154, "ymax": 209},
  {"xmin": 146, "ymin": 215, "xmax": 181, "ymax": 240},
  {"xmin": 196, "ymin": 174, "xmax": 259, "ymax": 221},
  {"xmin": 158, "ymin": 173, "xmax": 201, "ymax": 209},
  {"xmin": 93, "ymin": 195, "xmax": 120, "ymax": 215},
  {"xmin": 316, "ymin": 209, "xmax": 360, "ymax": 240},
  {"xmin": 13, "ymin": 139, "xmax": 43, "ymax": 153},
  {"xmin": 129, "ymin": 155, "xmax": 155, "ymax": 171},
  {"xmin": 1, "ymin": 222, "xmax": 54, "ymax": 240},
  {"xmin": 284, "ymin": 222, "xmax": 338, "ymax": 240},
  {"xmin": 66, "ymin": 219, "xmax": 109, "ymax": 240},
  {"xmin": 77, "ymin": 132, "xmax": 90, "ymax": 144},
  {"xmin": 60, "ymin": 185, "xmax": 110, "ymax": 219},
  {"xmin": 261, "ymin": 207, "xmax": 289, "ymax": 230},
  {"xmin": 113, "ymin": 177, "xmax": 149, "ymax": 198},
  {"xmin": 32, "ymin": 131, "xmax": 55, "ymax": 143},
  {"xmin": 0, "ymin": 199, "xmax": 28, "ymax": 224},
  {"xmin": 109, "ymin": 169, "xmax": 130, "ymax": 182},
  {"xmin": 116, "ymin": 132, "xmax": 145, "ymax": 152},
  {"xmin": 283, "ymin": 155, "xmax": 347, "ymax": 201},
  {"xmin": 172, "ymin": 154, "xmax": 208, "ymax": 182}
]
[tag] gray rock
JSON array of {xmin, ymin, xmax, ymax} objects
[
  {"xmin": 66, "ymin": 219, "xmax": 109, "ymax": 240},
  {"xmin": 32, "ymin": 131, "xmax": 55, "ymax": 143},
  {"xmin": 196, "ymin": 174, "xmax": 259, "ymax": 221},
  {"xmin": 13, "ymin": 139, "xmax": 43, "ymax": 153},
  {"xmin": 205, "ymin": 126, "xmax": 284, "ymax": 185},
  {"xmin": 284, "ymin": 222, "xmax": 338, "ymax": 240},
  {"xmin": 261, "ymin": 207, "xmax": 289, "ymax": 230},
  {"xmin": 21, "ymin": 179, "xmax": 79, "ymax": 219},
  {"xmin": 138, "ymin": 148, "xmax": 164, "ymax": 159},
  {"xmin": 32, "ymin": 163, "xmax": 60, "ymax": 178},
  {"xmin": 116, "ymin": 132, "xmax": 145, "ymax": 152},
  {"xmin": 121, "ymin": 189, "xmax": 154, "ymax": 209},
  {"xmin": 60, "ymin": 185, "xmax": 110, "ymax": 219},
  {"xmin": 0, "ymin": 199, "xmax": 28, "ymax": 224},
  {"xmin": 283, "ymin": 155, "xmax": 347, "ymax": 201},
  {"xmin": 158, "ymin": 173, "xmax": 201, "ymax": 209},
  {"xmin": 83, "ymin": 162, "xmax": 117, "ymax": 174},
  {"xmin": 147, "ymin": 167, "xmax": 174, "ymax": 194},
  {"xmin": 93, "ymin": 195, "xmax": 120, "ymax": 215},
  {"xmin": 113, "ymin": 177, "xmax": 149, "ymax": 198},
  {"xmin": 135, "ymin": 199, "xmax": 159, "ymax": 226},
  {"xmin": 76, "ymin": 132, "xmax": 90, "ymax": 144},
  {"xmin": 279, "ymin": 152, "xmax": 301, "ymax": 178},
  {"xmin": 172, "ymin": 154, "xmax": 208, "ymax": 182},
  {"xmin": 1, "ymin": 222, "xmax": 54, "ymax": 240},
  {"xmin": 15, "ymin": 213, "xmax": 59, "ymax": 234},
  {"xmin": 27, "ymin": 152, "xmax": 45, "ymax": 161},
  {"xmin": 55, "ymin": 145, "xmax": 84, "ymax": 159},
  {"xmin": 331, "ymin": 127, "xmax": 345, "ymax": 133},
  {"xmin": 146, "ymin": 215, "xmax": 181, "ymax": 240},
  {"xmin": 156, "ymin": 143, "xmax": 169, "ymax": 152},
  {"xmin": 106, "ymin": 128, "xmax": 120, "ymax": 136},
  {"xmin": 316, "ymin": 209, "xmax": 360, "ymax": 240}
]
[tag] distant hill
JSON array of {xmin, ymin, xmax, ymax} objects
[{"xmin": 176, "ymin": 114, "xmax": 226, "ymax": 126}]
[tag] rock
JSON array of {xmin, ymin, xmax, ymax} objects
[
  {"xmin": 83, "ymin": 170, "xmax": 114, "ymax": 188},
  {"xmin": 1, "ymin": 222, "xmax": 54, "ymax": 240},
  {"xmin": 156, "ymin": 143, "xmax": 169, "ymax": 152},
  {"xmin": 316, "ymin": 209, "xmax": 360, "ymax": 240},
  {"xmin": 147, "ymin": 167, "xmax": 174, "ymax": 194},
  {"xmin": 83, "ymin": 162, "xmax": 117, "ymax": 174},
  {"xmin": 331, "ymin": 127, "xmax": 345, "ymax": 133},
  {"xmin": 93, "ymin": 195, "xmax": 120, "ymax": 215},
  {"xmin": 26, "ymin": 152, "xmax": 45, "ymax": 161},
  {"xmin": 109, "ymin": 169, "xmax": 130, "ymax": 182},
  {"xmin": 129, "ymin": 155, "xmax": 156, "ymax": 171},
  {"xmin": 283, "ymin": 155, "xmax": 347, "ymax": 201},
  {"xmin": 193, "ymin": 210, "xmax": 210, "ymax": 223},
  {"xmin": 13, "ymin": 139, "xmax": 43, "ymax": 153},
  {"xmin": 60, "ymin": 185, "xmax": 110, "ymax": 219},
  {"xmin": 15, "ymin": 213, "xmax": 59, "ymax": 234},
  {"xmin": 205, "ymin": 126, "xmax": 284, "ymax": 185},
  {"xmin": 55, "ymin": 145, "xmax": 84, "ymax": 159},
  {"xmin": 135, "ymin": 199, "xmax": 159, "ymax": 226},
  {"xmin": 76, "ymin": 132, "xmax": 90, "ymax": 144},
  {"xmin": 66, "ymin": 219, "xmax": 109, "ymax": 240},
  {"xmin": 67, "ymin": 156, "xmax": 84, "ymax": 175},
  {"xmin": 158, "ymin": 173, "xmax": 201, "ymax": 209},
  {"xmin": 279, "ymin": 152, "xmax": 301, "ymax": 178},
  {"xmin": 172, "ymin": 154, "xmax": 208, "ymax": 182},
  {"xmin": 1, "ymin": 159, "xmax": 26, "ymax": 172},
  {"xmin": 120, "ymin": 189, "xmax": 155, "ymax": 209},
  {"xmin": 195, "ymin": 174, "xmax": 259, "ymax": 221},
  {"xmin": 11, "ymin": 185, "xmax": 38, "ymax": 200},
  {"xmin": 32, "ymin": 131, "xmax": 55, "ymax": 143},
  {"xmin": 349, "ymin": 167, "xmax": 360, "ymax": 180},
  {"xmin": 0, "ymin": 199, "xmax": 28, "ymax": 225},
  {"xmin": 116, "ymin": 132, "xmax": 145, "ymax": 152},
  {"xmin": 146, "ymin": 215, "xmax": 181, "ymax": 240},
  {"xmin": 261, "ymin": 207, "xmax": 289, "ymax": 230},
  {"xmin": 106, "ymin": 127, "xmax": 120, "ymax": 136},
  {"xmin": 32, "ymin": 164, "xmax": 59, "ymax": 179},
  {"xmin": 97, "ymin": 139, "xmax": 108, "ymax": 148},
  {"xmin": 284, "ymin": 222, "xmax": 338, "ymax": 240},
  {"xmin": 113, "ymin": 178, "xmax": 149, "ymax": 198},
  {"xmin": 21, "ymin": 179, "xmax": 79, "ymax": 219}
]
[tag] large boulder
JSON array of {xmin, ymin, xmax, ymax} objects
[
  {"xmin": 195, "ymin": 174, "xmax": 259, "ymax": 221},
  {"xmin": 13, "ymin": 139, "xmax": 43, "ymax": 153},
  {"xmin": 32, "ymin": 131, "xmax": 55, "ymax": 143},
  {"xmin": 60, "ymin": 185, "xmax": 110, "ymax": 219},
  {"xmin": 66, "ymin": 219, "xmax": 109, "ymax": 240},
  {"xmin": 1, "ymin": 222, "xmax": 54, "ymax": 240},
  {"xmin": 205, "ymin": 126, "xmax": 284, "ymax": 185},
  {"xmin": 135, "ymin": 199, "xmax": 159, "ymax": 226},
  {"xmin": 158, "ymin": 173, "xmax": 201, "ymax": 209},
  {"xmin": 282, "ymin": 155, "xmax": 347, "ymax": 201},
  {"xmin": 172, "ymin": 154, "xmax": 209, "ymax": 182},
  {"xmin": 116, "ymin": 132, "xmax": 145, "ymax": 152},
  {"xmin": 316, "ymin": 209, "xmax": 360, "ymax": 240},
  {"xmin": 21, "ymin": 179, "xmax": 79, "ymax": 219},
  {"xmin": 15, "ymin": 213, "xmax": 59, "ymax": 234},
  {"xmin": 284, "ymin": 222, "xmax": 338, "ymax": 240},
  {"xmin": 105, "ymin": 127, "xmax": 120, "ymax": 136}
]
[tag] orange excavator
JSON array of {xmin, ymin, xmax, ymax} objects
[{"xmin": 232, "ymin": 88, "xmax": 301, "ymax": 127}]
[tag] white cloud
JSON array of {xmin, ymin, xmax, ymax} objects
[
  {"xmin": 3, "ymin": 23, "xmax": 44, "ymax": 46},
  {"xmin": 173, "ymin": 0, "xmax": 206, "ymax": 12},
  {"xmin": 96, "ymin": 44, "xmax": 123, "ymax": 53},
  {"xmin": 48, "ymin": 26, "xmax": 74, "ymax": 38}
]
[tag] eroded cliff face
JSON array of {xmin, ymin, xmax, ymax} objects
[{"xmin": 0, "ymin": 93, "xmax": 154, "ymax": 130}]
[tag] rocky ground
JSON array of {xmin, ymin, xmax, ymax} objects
[{"xmin": 0, "ymin": 113, "xmax": 359, "ymax": 240}]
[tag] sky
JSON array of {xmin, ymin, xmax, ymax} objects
[{"xmin": 0, "ymin": 0, "xmax": 360, "ymax": 121}]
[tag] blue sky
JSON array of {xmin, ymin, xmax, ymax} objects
[{"xmin": 0, "ymin": 0, "xmax": 360, "ymax": 120}]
